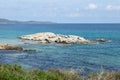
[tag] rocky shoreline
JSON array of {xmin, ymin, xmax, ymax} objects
[{"xmin": 19, "ymin": 32, "xmax": 111, "ymax": 44}]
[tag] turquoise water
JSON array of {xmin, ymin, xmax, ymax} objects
[{"xmin": 0, "ymin": 24, "xmax": 120, "ymax": 74}]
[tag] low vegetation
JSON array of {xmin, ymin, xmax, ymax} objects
[{"xmin": 0, "ymin": 63, "xmax": 120, "ymax": 80}]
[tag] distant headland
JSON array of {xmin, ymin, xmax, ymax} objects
[{"xmin": 0, "ymin": 18, "xmax": 55, "ymax": 24}]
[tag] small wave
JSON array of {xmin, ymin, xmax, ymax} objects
[{"xmin": 5, "ymin": 53, "xmax": 27, "ymax": 57}]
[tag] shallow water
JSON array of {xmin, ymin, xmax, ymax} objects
[{"xmin": 0, "ymin": 24, "xmax": 120, "ymax": 74}]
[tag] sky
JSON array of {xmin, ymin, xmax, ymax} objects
[{"xmin": 0, "ymin": 0, "xmax": 120, "ymax": 23}]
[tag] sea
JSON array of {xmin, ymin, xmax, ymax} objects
[{"xmin": 0, "ymin": 24, "xmax": 120, "ymax": 74}]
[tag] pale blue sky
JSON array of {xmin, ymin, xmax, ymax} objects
[{"xmin": 0, "ymin": 0, "xmax": 120, "ymax": 23}]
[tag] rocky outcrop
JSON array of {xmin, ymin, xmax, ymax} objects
[
  {"xmin": 19, "ymin": 32, "xmax": 96, "ymax": 44},
  {"xmin": 0, "ymin": 43, "xmax": 37, "ymax": 52},
  {"xmin": 0, "ymin": 43, "xmax": 23, "ymax": 51}
]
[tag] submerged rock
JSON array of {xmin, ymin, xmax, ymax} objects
[
  {"xmin": 19, "ymin": 32, "xmax": 96, "ymax": 44},
  {"xmin": 96, "ymin": 38, "xmax": 112, "ymax": 43},
  {"xmin": 23, "ymin": 49, "xmax": 37, "ymax": 52}
]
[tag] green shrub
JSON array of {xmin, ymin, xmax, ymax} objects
[
  {"xmin": 0, "ymin": 63, "xmax": 63, "ymax": 80},
  {"xmin": 0, "ymin": 63, "xmax": 120, "ymax": 80}
]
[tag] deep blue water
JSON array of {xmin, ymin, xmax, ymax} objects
[{"xmin": 0, "ymin": 24, "xmax": 120, "ymax": 74}]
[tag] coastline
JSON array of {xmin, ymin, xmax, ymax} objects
[{"xmin": 0, "ymin": 24, "xmax": 120, "ymax": 80}]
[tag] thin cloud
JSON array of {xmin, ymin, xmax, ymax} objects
[{"xmin": 86, "ymin": 3, "xmax": 97, "ymax": 10}]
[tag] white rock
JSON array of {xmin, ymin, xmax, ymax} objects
[{"xmin": 19, "ymin": 32, "xmax": 96, "ymax": 44}]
